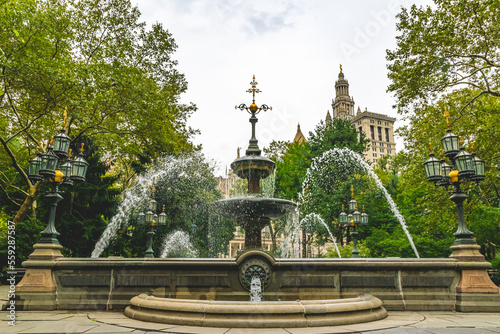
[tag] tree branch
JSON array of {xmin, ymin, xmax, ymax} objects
[
  {"xmin": 0, "ymin": 183, "xmax": 21, "ymax": 207},
  {"xmin": 456, "ymin": 90, "xmax": 486, "ymax": 117},
  {"xmin": 6, "ymin": 113, "xmax": 45, "ymax": 143},
  {"xmin": 0, "ymin": 135, "xmax": 32, "ymax": 188}
]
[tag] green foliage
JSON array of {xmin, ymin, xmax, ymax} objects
[
  {"xmin": 490, "ymin": 257, "xmax": 500, "ymax": 286},
  {"xmin": 272, "ymin": 141, "xmax": 311, "ymax": 201},
  {"xmin": 308, "ymin": 119, "xmax": 369, "ymax": 157},
  {"xmin": 387, "ymin": 0, "xmax": 500, "ymax": 115},
  {"xmin": 0, "ymin": 216, "xmax": 44, "ymax": 282},
  {"xmin": 265, "ymin": 118, "xmax": 372, "ymax": 253},
  {"xmin": 325, "ymin": 241, "xmax": 369, "ymax": 258},
  {"xmin": 97, "ymin": 153, "xmax": 233, "ymax": 258},
  {"xmin": 1, "ymin": 0, "xmax": 197, "ymax": 224},
  {"xmin": 468, "ymin": 205, "xmax": 500, "ymax": 259}
]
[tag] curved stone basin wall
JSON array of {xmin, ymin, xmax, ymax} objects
[
  {"xmin": 14, "ymin": 252, "xmax": 499, "ymax": 312},
  {"xmin": 125, "ymin": 293, "xmax": 387, "ymax": 327}
]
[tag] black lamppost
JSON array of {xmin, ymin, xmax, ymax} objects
[
  {"xmin": 339, "ymin": 186, "xmax": 368, "ymax": 258},
  {"xmin": 423, "ymin": 108, "xmax": 485, "ymax": 246},
  {"xmin": 27, "ymin": 110, "xmax": 88, "ymax": 247},
  {"xmin": 138, "ymin": 187, "xmax": 167, "ymax": 258}
]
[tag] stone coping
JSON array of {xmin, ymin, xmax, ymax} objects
[{"xmin": 21, "ymin": 256, "xmax": 491, "ymax": 271}]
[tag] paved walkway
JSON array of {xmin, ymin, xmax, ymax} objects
[
  {"xmin": 3, "ymin": 286, "xmax": 500, "ymax": 333},
  {"xmin": 2, "ymin": 310, "xmax": 500, "ymax": 334}
]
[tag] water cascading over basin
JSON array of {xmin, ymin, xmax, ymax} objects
[{"xmin": 214, "ymin": 75, "xmax": 296, "ymax": 250}]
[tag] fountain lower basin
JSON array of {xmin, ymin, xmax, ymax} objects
[{"xmin": 125, "ymin": 293, "xmax": 387, "ymax": 328}]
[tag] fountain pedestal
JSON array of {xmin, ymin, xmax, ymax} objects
[{"xmin": 239, "ymin": 218, "xmax": 268, "ymax": 249}]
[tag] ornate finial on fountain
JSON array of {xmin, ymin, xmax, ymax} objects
[
  {"xmin": 237, "ymin": 147, "xmax": 241, "ymax": 158},
  {"xmin": 152, "ymin": 185, "xmax": 155, "ymax": 198},
  {"xmin": 340, "ymin": 64, "xmax": 343, "ymax": 72},
  {"xmin": 235, "ymin": 75, "xmax": 272, "ymax": 156},
  {"xmin": 351, "ymin": 185, "xmax": 354, "ymax": 198},
  {"xmin": 247, "ymin": 75, "xmax": 261, "ymax": 105}
]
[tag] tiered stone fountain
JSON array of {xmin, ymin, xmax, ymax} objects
[
  {"xmin": 123, "ymin": 77, "xmax": 388, "ymax": 327},
  {"xmin": 215, "ymin": 75, "xmax": 296, "ymax": 252}
]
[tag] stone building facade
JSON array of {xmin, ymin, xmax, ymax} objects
[{"xmin": 327, "ymin": 69, "xmax": 396, "ymax": 164}]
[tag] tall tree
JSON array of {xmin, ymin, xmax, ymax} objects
[
  {"xmin": 0, "ymin": 0, "xmax": 197, "ymax": 223},
  {"xmin": 393, "ymin": 90, "xmax": 500, "ymax": 258},
  {"xmin": 387, "ymin": 0, "xmax": 500, "ymax": 115},
  {"xmin": 308, "ymin": 119, "xmax": 369, "ymax": 157}
]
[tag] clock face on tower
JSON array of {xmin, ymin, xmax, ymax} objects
[{"xmin": 239, "ymin": 257, "xmax": 272, "ymax": 291}]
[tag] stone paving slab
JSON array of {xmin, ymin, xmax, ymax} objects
[
  {"xmin": 225, "ymin": 328, "xmax": 289, "ymax": 334},
  {"xmin": 84, "ymin": 323, "xmax": 136, "ymax": 333},
  {"xmin": 285, "ymin": 326, "xmax": 356, "ymax": 333},
  {"xmin": 2, "ymin": 321, "xmax": 39, "ymax": 334}
]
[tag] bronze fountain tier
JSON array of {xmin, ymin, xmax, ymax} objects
[{"xmin": 214, "ymin": 75, "xmax": 296, "ymax": 250}]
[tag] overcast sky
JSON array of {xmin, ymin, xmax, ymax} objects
[{"xmin": 137, "ymin": 0, "xmax": 432, "ymax": 175}]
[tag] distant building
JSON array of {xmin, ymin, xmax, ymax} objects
[
  {"xmin": 326, "ymin": 68, "xmax": 396, "ymax": 164},
  {"xmin": 352, "ymin": 108, "xmax": 396, "ymax": 164},
  {"xmin": 293, "ymin": 123, "xmax": 307, "ymax": 143}
]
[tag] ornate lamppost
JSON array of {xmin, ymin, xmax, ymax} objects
[
  {"xmin": 138, "ymin": 186, "xmax": 167, "ymax": 258},
  {"xmin": 339, "ymin": 186, "xmax": 368, "ymax": 258},
  {"xmin": 423, "ymin": 108, "xmax": 485, "ymax": 253},
  {"xmin": 422, "ymin": 109, "xmax": 500, "ymax": 294},
  {"xmin": 27, "ymin": 110, "xmax": 88, "ymax": 254}
]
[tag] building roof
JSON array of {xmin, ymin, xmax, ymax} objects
[
  {"xmin": 325, "ymin": 111, "xmax": 332, "ymax": 124},
  {"xmin": 293, "ymin": 123, "xmax": 307, "ymax": 143},
  {"xmin": 352, "ymin": 110, "xmax": 396, "ymax": 123}
]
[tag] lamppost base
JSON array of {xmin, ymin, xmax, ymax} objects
[
  {"xmin": 144, "ymin": 252, "xmax": 154, "ymax": 258},
  {"xmin": 27, "ymin": 242, "xmax": 64, "ymax": 260},
  {"xmin": 450, "ymin": 244, "xmax": 485, "ymax": 262}
]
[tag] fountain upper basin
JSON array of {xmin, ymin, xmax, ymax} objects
[
  {"xmin": 214, "ymin": 196, "xmax": 296, "ymax": 220},
  {"xmin": 230, "ymin": 155, "xmax": 275, "ymax": 179}
]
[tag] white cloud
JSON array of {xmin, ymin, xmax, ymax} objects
[{"xmin": 137, "ymin": 0, "xmax": 433, "ymax": 175}]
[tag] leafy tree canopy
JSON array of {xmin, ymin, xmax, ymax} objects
[
  {"xmin": 0, "ymin": 0, "xmax": 197, "ymax": 222},
  {"xmin": 308, "ymin": 118, "xmax": 369, "ymax": 157},
  {"xmin": 387, "ymin": 0, "xmax": 500, "ymax": 115}
]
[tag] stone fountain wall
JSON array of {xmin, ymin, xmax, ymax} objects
[{"xmin": 13, "ymin": 251, "xmax": 500, "ymax": 312}]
